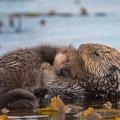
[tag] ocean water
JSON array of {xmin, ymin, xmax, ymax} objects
[{"xmin": 0, "ymin": 0, "xmax": 120, "ymax": 55}]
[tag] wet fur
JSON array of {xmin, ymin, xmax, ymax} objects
[
  {"xmin": 0, "ymin": 45, "xmax": 58, "ymax": 108},
  {"xmin": 46, "ymin": 47, "xmax": 86, "ymax": 101},
  {"xmin": 79, "ymin": 43, "xmax": 120, "ymax": 98},
  {"xmin": 53, "ymin": 44, "xmax": 120, "ymax": 99}
]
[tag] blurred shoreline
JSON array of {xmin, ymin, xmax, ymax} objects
[{"xmin": 0, "ymin": 0, "xmax": 120, "ymax": 55}]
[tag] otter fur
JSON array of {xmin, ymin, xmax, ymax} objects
[
  {"xmin": 78, "ymin": 43, "xmax": 120, "ymax": 98},
  {"xmin": 0, "ymin": 45, "xmax": 58, "ymax": 109},
  {"xmin": 44, "ymin": 47, "xmax": 85, "ymax": 101},
  {"xmin": 53, "ymin": 44, "xmax": 120, "ymax": 99},
  {"xmin": 0, "ymin": 88, "xmax": 39, "ymax": 109}
]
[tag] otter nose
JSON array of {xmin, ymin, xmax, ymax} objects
[{"xmin": 55, "ymin": 68, "xmax": 70, "ymax": 77}]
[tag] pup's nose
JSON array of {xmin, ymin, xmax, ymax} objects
[
  {"xmin": 55, "ymin": 69, "xmax": 61, "ymax": 76},
  {"xmin": 55, "ymin": 68, "xmax": 70, "ymax": 77}
]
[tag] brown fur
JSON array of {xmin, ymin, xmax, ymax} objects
[
  {"xmin": 78, "ymin": 43, "xmax": 120, "ymax": 98},
  {"xmin": 54, "ymin": 47, "xmax": 85, "ymax": 79},
  {"xmin": 0, "ymin": 45, "xmax": 58, "ymax": 108},
  {"xmin": 53, "ymin": 43, "xmax": 120, "ymax": 99},
  {"xmin": 0, "ymin": 88, "xmax": 39, "ymax": 109},
  {"xmin": 42, "ymin": 67, "xmax": 85, "ymax": 101},
  {"xmin": 48, "ymin": 47, "xmax": 86, "ymax": 100}
]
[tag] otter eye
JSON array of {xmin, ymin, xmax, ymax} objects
[
  {"xmin": 91, "ymin": 50, "xmax": 100, "ymax": 57},
  {"xmin": 94, "ymin": 51, "xmax": 99, "ymax": 56}
]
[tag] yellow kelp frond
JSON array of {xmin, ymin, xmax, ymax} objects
[
  {"xmin": 0, "ymin": 115, "xmax": 7, "ymax": 120},
  {"xmin": 83, "ymin": 107, "xmax": 94, "ymax": 117},
  {"xmin": 51, "ymin": 96, "xmax": 65, "ymax": 111},
  {"xmin": 74, "ymin": 107, "xmax": 94, "ymax": 118},
  {"xmin": 36, "ymin": 107, "xmax": 55, "ymax": 112},
  {"xmin": 35, "ymin": 106, "xmax": 57, "ymax": 116},
  {"xmin": 115, "ymin": 118, "xmax": 120, "ymax": 120},
  {"xmin": 35, "ymin": 96, "xmax": 65, "ymax": 115},
  {"xmin": 74, "ymin": 107, "xmax": 102, "ymax": 120}
]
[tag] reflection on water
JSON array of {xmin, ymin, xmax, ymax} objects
[
  {"xmin": 6, "ymin": 98, "xmax": 120, "ymax": 120},
  {"xmin": 8, "ymin": 111, "xmax": 69, "ymax": 120},
  {"xmin": 52, "ymin": 112, "xmax": 65, "ymax": 120}
]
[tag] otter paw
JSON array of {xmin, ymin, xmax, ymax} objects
[
  {"xmin": 0, "ymin": 88, "xmax": 39, "ymax": 109},
  {"xmin": 7, "ymin": 99, "xmax": 36, "ymax": 109}
]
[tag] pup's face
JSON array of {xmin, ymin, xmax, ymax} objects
[{"xmin": 54, "ymin": 48, "xmax": 84, "ymax": 79}]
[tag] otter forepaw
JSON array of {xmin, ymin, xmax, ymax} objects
[
  {"xmin": 0, "ymin": 88, "xmax": 39, "ymax": 109},
  {"xmin": 7, "ymin": 99, "xmax": 36, "ymax": 109}
]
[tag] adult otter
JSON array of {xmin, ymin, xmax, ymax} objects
[
  {"xmin": 78, "ymin": 43, "xmax": 120, "ymax": 98},
  {"xmin": 53, "ymin": 43, "xmax": 120, "ymax": 99},
  {"xmin": 0, "ymin": 45, "xmax": 58, "ymax": 109}
]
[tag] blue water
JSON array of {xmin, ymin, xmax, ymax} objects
[
  {"xmin": 0, "ymin": 0, "xmax": 120, "ymax": 14},
  {"xmin": 0, "ymin": 0, "xmax": 120, "ymax": 55}
]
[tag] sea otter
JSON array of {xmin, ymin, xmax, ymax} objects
[
  {"xmin": 53, "ymin": 43, "xmax": 120, "ymax": 99},
  {"xmin": 78, "ymin": 43, "xmax": 120, "ymax": 98},
  {"xmin": 45, "ymin": 47, "xmax": 86, "ymax": 101},
  {"xmin": 0, "ymin": 45, "xmax": 58, "ymax": 109}
]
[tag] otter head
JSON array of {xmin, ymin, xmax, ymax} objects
[
  {"xmin": 79, "ymin": 43, "xmax": 120, "ymax": 78},
  {"xmin": 54, "ymin": 47, "xmax": 84, "ymax": 79}
]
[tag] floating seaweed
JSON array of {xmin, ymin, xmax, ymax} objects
[{"xmin": 0, "ymin": 115, "xmax": 8, "ymax": 120}]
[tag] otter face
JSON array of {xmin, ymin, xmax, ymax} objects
[
  {"xmin": 54, "ymin": 48, "xmax": 83, "ymax": 79},
  {"xmin": 54, "ymin": 52, "xmax": 70, "ymax": 77},
  {"xmin": 42, "ymin": 48, "xmax": 86, "ymax": 99},
  {"xmin": 79, "ymin": 43, "xmax": 120, "ymax": 78},
  {"xmin": 77, "ymin": 43, "xmax": 120, "ymax": 98}
]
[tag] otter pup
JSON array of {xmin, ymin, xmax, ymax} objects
[
  {"xmin": 53, "ymin": 44, "xmax": 120, "ymax": 99},
  {"xmin": 46, "ymin": 47, "xmax": 86, "ymax": 101},
  {"xmin": 0, "ymin": 45, "xmax": 58, "ymax": 109}
]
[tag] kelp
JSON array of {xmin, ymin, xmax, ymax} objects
[
  {"xmin": 0, "ymin": 96, "xmax": 119, "ymax": 120},
  {"xmin": 35, "ymin": 96, "xmax": 120, "ymax": 120},
  {"xmin": 0, "ymin": 115, "xmax": 7, "ymax": 120},
  {"xmin": 74, "ymin": 107, "xmax": 120, "ymax": 120},
  {"xmin": 35, "ymin": 96, "xmax": 66, "ymax": 115}
]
